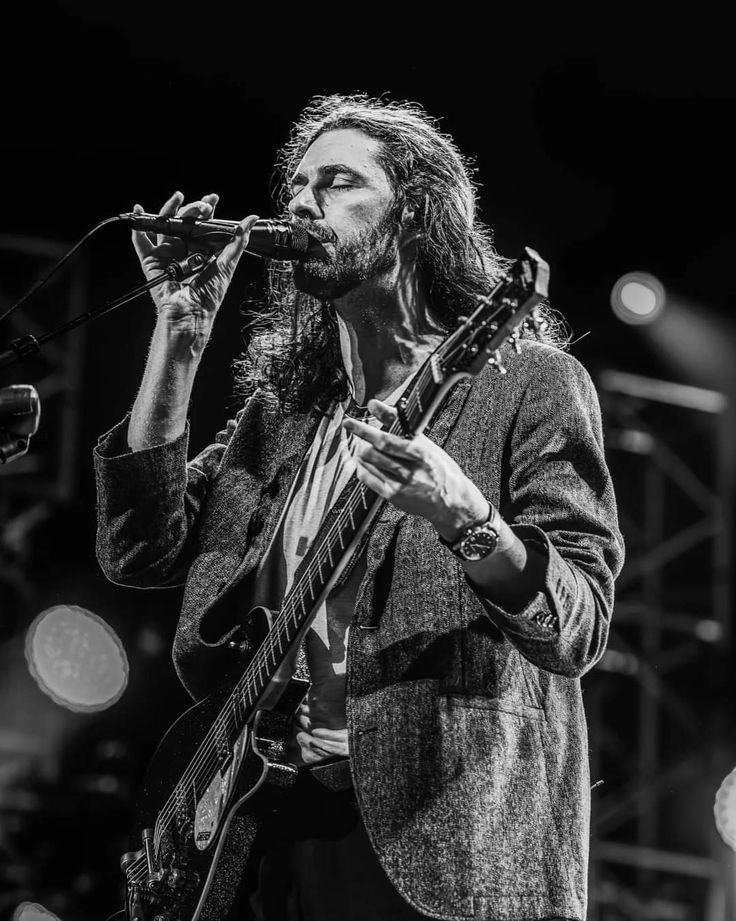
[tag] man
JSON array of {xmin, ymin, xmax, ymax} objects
[{"xmin": 95, "ymin": 95, "xmax": 624, "ymax": 920}]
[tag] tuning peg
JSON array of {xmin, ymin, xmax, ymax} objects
[
  {"xmin": 527, "ymin": 308, "xmax": 549, "ymax": 340},
  {"xmin": 456, "ymin": 315, "xmax": 469, "ymax": 327},
  {"xmin": 487, "ymin": 350, "xmax": 507, "ymax": 374},
  {"xmin": 509, "ymin": 331, "xmax": 522, "ymax": 355}
]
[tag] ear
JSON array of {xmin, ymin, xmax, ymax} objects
[
  {"xmin": 400, "ymin": 204, "xmax": 416, "ymax": 227},
  {"xmin": 398, "ymin": 204, "xmax": 422, "ymax": 254}
]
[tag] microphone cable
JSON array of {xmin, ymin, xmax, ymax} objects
[{"xmin": 0, "ymin": 215, "xmax": 124, "ymax": 325}]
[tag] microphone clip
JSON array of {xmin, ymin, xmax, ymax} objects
[{"xmin": 165, "ymin": 252, "xmax": 216, "ymax": 283}]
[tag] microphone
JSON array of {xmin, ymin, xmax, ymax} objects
[
  {"xmin": 118, "ymin": 213, "xmax": 313, "ymax": 261},
  {"xmin": 0, "ymin": 384, "xmax": 41, "ymax": 464}
]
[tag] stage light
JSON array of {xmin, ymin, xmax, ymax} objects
[
  {"xmin": 714, "ymin": 765, "xmax": 736, "ymax": 852},
  {"xmin": 611, "ymin": 271, "xmax": 666, "ymax": 325},
  {"xmin": 12, "ymin": 903, "xmax": 62, "ymax": 921},
  {"xmin": 24, "ymin": 605, "xmax": 129, "ymax": 713}
]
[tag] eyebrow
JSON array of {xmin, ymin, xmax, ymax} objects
[{"xmin": 290, "ymin": 163, "xmax": 367, "ymax": 190}]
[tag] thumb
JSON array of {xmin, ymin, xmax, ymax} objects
[
  {"xmin": 131, "ymin": 203, "xmax": 154, "ymax": 261},
  {"xmin": 217, "ymin": 214, "xmax": 260, "ymax": 272}
]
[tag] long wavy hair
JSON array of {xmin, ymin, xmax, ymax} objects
[{"xmin": 233, "ymin": 94, "xmax": 563, "ymax": 414}]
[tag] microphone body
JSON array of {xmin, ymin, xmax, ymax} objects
[
  {"xmin": 0, "ymin": 384, "xmax": 40, "ymax": 464},
  {"xmin": 119, "ymin": 213, "xmax": 313, "ymax": 261}
]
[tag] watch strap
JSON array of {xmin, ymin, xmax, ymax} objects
[{"xmin": 439, "ymin": 505, "xmax": 500, "ymax": 558}]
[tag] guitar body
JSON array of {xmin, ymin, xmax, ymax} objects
[{"xmin": 121, "ymin": 608, "xmax": 309, "ymax": 921}]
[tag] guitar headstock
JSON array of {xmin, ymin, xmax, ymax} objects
[{"xmin": 439, "ymin": 247, "xmax": 550, "ymax": 379}]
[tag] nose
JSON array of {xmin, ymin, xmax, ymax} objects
[{"xmin": 288, "ymin": 184, "xmax": 322, "ymax": 220}]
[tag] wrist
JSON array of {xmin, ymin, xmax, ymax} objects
[
  {"xmin": 434, "ymin": 498, "xmax": 493, "ymax": 544},
  {"xmin": 153, "ymin": 311, "xmax": 212, "ymax": 360}
]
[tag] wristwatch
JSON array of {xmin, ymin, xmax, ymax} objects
[{"xmin": 440, "ymin": 510, "xmax": 500, "ymax": 562}]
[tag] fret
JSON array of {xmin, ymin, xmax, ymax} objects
[{"xmin": 286, "ymin": 600, "xmax": 300, "ymax": 631}]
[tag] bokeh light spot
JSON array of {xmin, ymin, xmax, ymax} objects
[
  {"xmin": 714, "ymin": 765, "xmax": 736, "ymax": 852},
  {"xmin": 13, "ymin": 903, "xmax": 62, "ymax": 921},
  {"xmin": 24, "ymin": 605, "xmax": 129, "ymax": 713},
  {"xmin": 611, "ymin": 271, "xmax": 666, "ymax": 325}
]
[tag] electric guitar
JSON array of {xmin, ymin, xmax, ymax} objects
[{"xmin": 117, "ymin": 247, "xmax": 550, "ymax": 921}]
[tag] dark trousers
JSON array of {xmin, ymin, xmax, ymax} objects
[{"xmin": 241, "ymin": 766, "xmax": 433, "ymax": 921}]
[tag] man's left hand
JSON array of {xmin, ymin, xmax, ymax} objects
[{"xmin": 342, "ymin": 398, "xmax": 489, "ymax": 542}]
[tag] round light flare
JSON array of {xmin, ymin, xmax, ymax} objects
[
  {"xmin": 13, "ymin": 903, "xmax": 62, "ymax": 921},
  {"xmin": 714, "ymin": 765, "xmax": 736, "ymax": 852},
  {"xmin": 24, "ymin": 605, "xmax": 129, "ymax": 713},
  {"xmin": 610, "ymin": 272, "xmax": 666, "ymax": 325}
]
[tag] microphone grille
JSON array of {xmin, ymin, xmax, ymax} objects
[{"xmin": 289, "ymin": 222, "xmax": 310, "ymax": 254}]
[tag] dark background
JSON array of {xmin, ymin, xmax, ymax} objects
[{"xmin": 0, "ymin": 6, "xmax": 734, "ymax": 920}]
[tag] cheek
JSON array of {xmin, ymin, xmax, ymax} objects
[{"xmin": 327, "ymin": 192, "xmax": 394, "ymax": 235}]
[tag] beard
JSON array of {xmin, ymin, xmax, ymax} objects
[{"xmin": 292, "ymin": 211, "xmax": 399, "ymax": 299}]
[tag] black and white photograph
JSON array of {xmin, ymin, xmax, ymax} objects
[{"xmin": 1, "ymin": 8, "xmax": 734, "ymax": 920}]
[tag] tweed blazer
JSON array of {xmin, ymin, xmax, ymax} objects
[{"xmin": 94, "ymin": 339, "xmax": 624, "ymax": 921}]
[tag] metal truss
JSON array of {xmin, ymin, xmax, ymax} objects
[
  {"xmin": 0, "ymin": 233, "xmax": 88, "ymax": 625},
  {"xmin": 587, "ymin": 369, "xmax": 734, "ymax": 920}
]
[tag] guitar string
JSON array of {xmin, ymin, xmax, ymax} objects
[{"xmin": 138, "ymin": 298, "xmax": 528, "ymax": 862}]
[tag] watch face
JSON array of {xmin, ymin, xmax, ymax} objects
[{"xmin": 459, "ymin": 526, "xmax": 498, "ymax": 562}]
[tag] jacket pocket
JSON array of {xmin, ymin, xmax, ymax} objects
[{"xmin": 443, "ymin": 693, "xmax": 546, "ymax": 721}]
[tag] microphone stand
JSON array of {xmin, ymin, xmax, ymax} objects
[{"xmin": 0, "ymin": 252, "xmax": 213, "ymax": 371}]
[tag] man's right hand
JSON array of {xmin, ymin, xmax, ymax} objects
[{"xmin": 131, "ymin": 190, "xmax": 258, "ymax": 343}]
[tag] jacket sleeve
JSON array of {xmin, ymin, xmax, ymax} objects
[
  {"xmin": 474, "ymin": 347, "xmax": 625, "ymax": 678},
  {"xmin": 93, "ymin": 403, "xmax": 249, "ymax": 589}
]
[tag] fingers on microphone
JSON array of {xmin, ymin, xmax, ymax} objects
[
  {"xmin": 202, "ymin": 192, "xmax": 219, "ymax": 215},
  {"xmin": 176, "ymin": 199, "xmax": 215, "ymax": 220},
  {"xmin": 159, "ymin": 190, "xmax": 185, "ymax": 217}
]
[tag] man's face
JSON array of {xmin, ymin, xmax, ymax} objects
[{"xmin": 287, "ymin": 128, "xmax": 400, "ymax": 298}]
